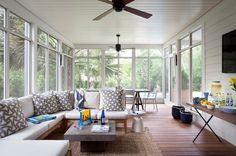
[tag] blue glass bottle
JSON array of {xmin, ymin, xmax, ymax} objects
[{"xmin": 101, "ymin": 109, "xmax": 105, "ymax": 125}]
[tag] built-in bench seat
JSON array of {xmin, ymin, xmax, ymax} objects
[
  {"xmin": 0, "ymin": 90, "xmax": 129, "ymax": 156},
  {"xmin": 0, "ymin": 140, "xmax": 69, "ymax": 156}
]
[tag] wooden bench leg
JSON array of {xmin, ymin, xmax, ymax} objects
[
  {"xmin": 124, "ymin": 119, "xmax": 127, "ymax": 133},
  {"xmin": 66, "ymin": 144, "xmax": 72, "ymax": 156},
  {"xmin": 115, "ymin": 119, "xmax": 128, "ymax": 133}
]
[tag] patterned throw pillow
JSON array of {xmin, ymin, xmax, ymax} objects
[
  {"xmin": 101, "ymin": 89, "xmax": 125, "ymax": 111},
  {"xmin": 55, "ymin": 91, "xmax": 73, "ymax": 111},
  {"xmin": 32, "ymin": 92, "xmax": 59, "ymax": 115},
  {"xmin": 0, "ymin": 98, "xmax": 28, "ymax": 138},
  {"xmin": 74, "ymin": 89, "xmax": 86, "ymax": 110}
]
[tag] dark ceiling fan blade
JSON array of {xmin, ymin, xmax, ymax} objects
[
  {"xmin": 109, "ymin": 46, "xmax": 126, "ymax": 53},
  {"xmin": 98, "ymin": 0, "xmax": 113, "ymax": 5},
  {"xmin": 109, "ymin": 46, "xmax": 116, "ymax": 49},
  {"xmin": 122, "ymin": 0, "xmax": 135, "ymax": 5},
  {"xmin": 93, "ymin": 8, "xmax": 114, "ymax": 21},
  {"xmin": 124, "ymin": 6, "xmax": 152, "ymax": 19},
  {"xmin": 120, "ymin": 50, "xmax": 126, "ymax": 53}
]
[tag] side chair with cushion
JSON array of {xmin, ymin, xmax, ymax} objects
[
  {"xmin": 124, "ymin": 89, "xmax": 135, "ymax": 106},
  {"xmin": 142, "ymin": 91, "xmax": 158, "ymax": 111}
]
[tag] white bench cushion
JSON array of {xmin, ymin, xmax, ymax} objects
[
  {"xmin": 97, "ymin": 109, "xmax": 128, "ymax": 120},
  {"xmin": 46, "ymin": 111, "xmax": 66, "ymax": 129},
  {"xmin": 0, "ymin": 122, "xmax": 48, "ymax": 140},
  {"xmin": 0, "ymin": 140, "xmax": 69, "ymax": 156},
  {"xmin": 64, "ymin": 109, "xmax": 99, "ymax": 119}
]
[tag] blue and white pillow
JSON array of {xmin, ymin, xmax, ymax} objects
[{"xmin": 74, "ymin": 89, "xmax": 86, "ymax": 110}]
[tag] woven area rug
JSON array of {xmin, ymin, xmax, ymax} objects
[{"xmin": 70, "ymin": 128, "xmax": 163, "ymax": 156}]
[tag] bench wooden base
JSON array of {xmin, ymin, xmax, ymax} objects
[{"xmin": 37, "ymin": 120, "xmax": 63, "ymax": 140}]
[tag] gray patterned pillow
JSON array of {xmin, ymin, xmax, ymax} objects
[
  {"xmin": 0, "ymin": 98, "xmax": 28, "ymax": 138},
  {"xmin": 32, "ymin": 92, "xmax": 59, "ymax": 115},
  {"xmin": 55, "ymin": 91, "xmax": 73, "ymax": 111},
  {"xmin": 101, "ymin": 89, "xmax": 125, "ymax": 111}
]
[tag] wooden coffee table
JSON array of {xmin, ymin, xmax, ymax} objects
[{"xmin": 64, "ymin": 120, "xmax": 116, "ymax": 152}]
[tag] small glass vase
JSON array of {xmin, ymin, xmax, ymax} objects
[{"xmin": 233, "ymin": 92, "xmax": 236, "ymax": 107}]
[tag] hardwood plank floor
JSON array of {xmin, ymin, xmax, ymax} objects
[
  {"xmin": 46, "ymin": 104, "xmax": 236, "ymax": 156},
  {"xmin": 130, "ymin": 104, "xmax": 236, "ymax": 156}
]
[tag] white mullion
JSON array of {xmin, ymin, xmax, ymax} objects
[
  {"xmin": 72, "ymin": 49, "xmax": 75, "ymax": 90},
  {"xmin": 64, "ymin": 56, "xmax": 68, "ymax": 90},
  {"xmin": 101, "ymin": 49, "xmax": 105, "ymax": 88},
  {"xmin": 162, "ymin": 49, "xmax": 165, "ymax": 99},
  {"xmin": 4, "ymin": 31, "xmax": 9, "ymax": 98},
  {"xmin": 45, "ymin": 32, "xmax": 49, "ymax": 91},
  {"xmin": 56, "ymin": 38, "xmax": 60, "ymax": 91},
  {"xmin": 25, "ymin": 20, "xmax": 31, "ymax": 95},
  {"xmin": 62, "ymin": 53, "xmax": 73, "ymax": 58},
  {"xmin": 87, "ymin": 49, "xmax": 89, "ymax": 89},
  {"xmin": 132, "ymin": 48, "xmax": 135, "ymax": 89},
  {"xmin": 4, "ymin": 9, "xmax": 10, "ymax": 98},
  {"xmin": 45, "ymin": 48, "xmax": 49, "ymax": 91},
  {"xmin": 32, "ymin": 25, "xmax": 37, "ymax": 93},
  {"xmin": 201, "ymin": 25, "xmax": 206, "ymax": 92},
  {"xmin": 168, "ymin": 46, "xmax": 172, "ymax": 101},
  {"xmin": 169, "ymin": 47, "xmax": 172, "ymax": 100},
  {"xmin": 176, "ymin": 39, "xmax": 181, "ymax": 105},
  {"xmin": 55, "ymin": 51, "xmax": 58, "ymax": 91},
  {"xmin": 58, "ymin": 40, "xmax": 62, "ymax": 91},
  {"xmin": 189, "ymin": 33, "xmax": 193, "ymax": 103},
  {"xmin": 147, "ymin": 49, "xmax": 150, "ymax": 90},
  {"xmin": 169, "ymin": 45, "xmax": 173, "ymax": 102},
  {"xmin": 24, "ymin": 40, "xmax": 29, "ymax": 95},
  {"xmin": 8, "ymin": 30, "xmax": 31, "ymax": 41}
]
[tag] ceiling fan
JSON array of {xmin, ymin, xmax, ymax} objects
[
  {"xmin": 93, "ymin": 0, "xmax": 152, "ymax": 21},
  {"xmin": 110, "ymin": 34, "xmax": 129, "ymax": 52},
  {"xmin": 114, "ymin": 34, "xmax": 122, "ymax": 52}
]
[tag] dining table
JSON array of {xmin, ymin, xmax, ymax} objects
[{"xmin": 131, "ymin": 89, "xmax": 150, "ymax": 112}]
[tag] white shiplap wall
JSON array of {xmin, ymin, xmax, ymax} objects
[
  {"xmin": 164, "ymin": 0, "xmax": 236, "ymax": 145},
  {"xmin": 204, "ymin": 0, "xmax": 236, "ymax": 92},
  {"xmin": 203, "ymin": 0, "xmax": 236, "ymax": 146}
]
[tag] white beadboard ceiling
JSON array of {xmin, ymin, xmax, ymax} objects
[{"xmin": 16, "ymin": 0, "xmax": 221, "ymax": 45}]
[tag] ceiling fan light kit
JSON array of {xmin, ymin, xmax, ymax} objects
[
  {"xmin": 93, "ymin": 0, "xmax": 152, "ymax": 20},
  {"xmin": 113, "ymin": 0, "xmax": 125, "ymax": 12}
]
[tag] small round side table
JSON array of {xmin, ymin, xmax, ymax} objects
[{"xmin": 129, "ymin": 110, "xmax": 146, "ymax": 133}]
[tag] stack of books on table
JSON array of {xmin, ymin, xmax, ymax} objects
[{"xmin": 91, "ymin": 125, "xmax": 109, "ymax": 133}]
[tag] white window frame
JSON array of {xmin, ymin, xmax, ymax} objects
[
  {"xmin": 35, "ymin": 28, "xmax": 59, "ymax": 92},
  {"xmin": 74, "ymin": 48, "xmax": 163, "ymax": 91},
  {"xmin": 0, "ymin": 7, "xmax": 32, "ymax": 98},
  {"xmin": 178, "ymin": 27, "xmax": 203, "ymax": 105}
]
